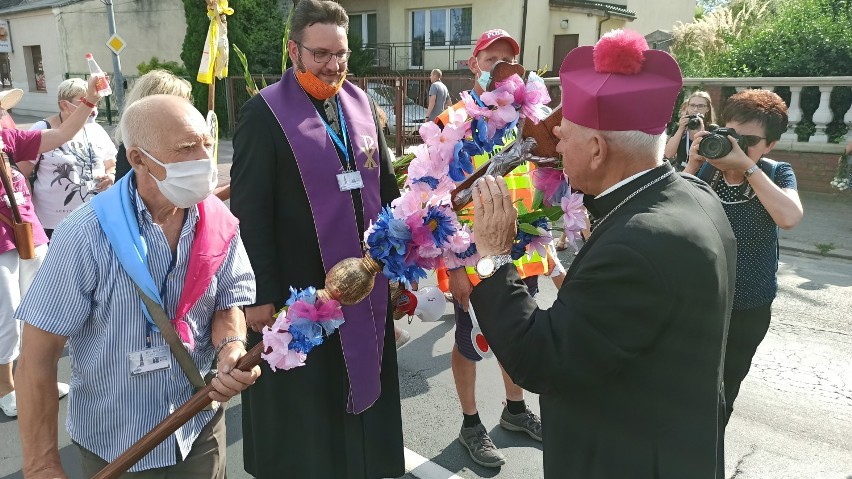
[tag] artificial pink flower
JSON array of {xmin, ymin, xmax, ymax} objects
[
  {"xmin": 480, "ymin": 88, "xmax": 518, "ymax": 130},
  {"xmin": 391, "ymin": 190, "xmax": 427, "ymax": 219},
  {"xmin": 460, "ymin": 91, "xmax": 491, "ymax": 120},
  {"xmin": 526, "ymin": 226, "xmax": 553, "ymax": 259},
  {"xmin": 314, "ymin": 299, "xmax": 343, "ymax": 323},
  {"xmin": 261, "ymin": 316, "xmax": 308, "ymax": 371},
  {"xmin": 561, "ymin": 191, "xmax": 587, "ymax": 252},
  {"xmin": 419, "ymin": 121, "xmax": 465, "ymax": 165},
  {"xmin": 519, "ymin": 73, "xmax": 551, "ymax": 123}
]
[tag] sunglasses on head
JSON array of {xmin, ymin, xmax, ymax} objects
[{"xmin": 740, "ymin": 135, "xmax": 767, "ymax": 147}]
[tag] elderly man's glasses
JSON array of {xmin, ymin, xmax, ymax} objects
[
  {"xmin": 297, "ymin": 43, "xmax": 351, "ymax": 64},
  {"xmin": 688, "ymin": 103, "xmax": 709, "ymax": 110}
]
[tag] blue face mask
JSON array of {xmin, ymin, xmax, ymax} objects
[{"xmin": 477, "ymin": 70, "xmax": 491, "ymax": 91}]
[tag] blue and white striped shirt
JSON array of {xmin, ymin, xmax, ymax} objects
[{"xmin": 17, "ymin": 187, "xmax": 255, "ymax": 471}]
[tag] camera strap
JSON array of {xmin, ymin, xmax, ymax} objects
[{"xmin": 698, "ymin": 158, "xmax": 779, "ymax": 200}]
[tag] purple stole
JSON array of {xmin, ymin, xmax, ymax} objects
[{"xmin": 260, "ymin": 69, "xmax": 388, "ymax": 414}]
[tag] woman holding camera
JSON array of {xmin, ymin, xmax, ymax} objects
[
  {"xmin": 684, "ymin": 89, "xmax": 803, "ymax": 425},
  {"xmin": 664, "ymin": 91, "xmax": 716, "ymax": 171}
]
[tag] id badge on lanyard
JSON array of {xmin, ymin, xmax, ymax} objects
[{"xmin": 322, "ymin": 97, "xmax": 363, "ymax": 192}]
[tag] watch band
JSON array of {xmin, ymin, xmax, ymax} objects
[{"xmin": 743, "ymin": 163, "xmax": 760, "ymax": 178}]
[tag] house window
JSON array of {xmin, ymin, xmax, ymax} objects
[
  {"xmin": 349, "ymin": 12, "xmax": 377, "ymax": 46},
  {"xmin": 24, "ymin": 45, "xmax": 45, "ymax": 92},
  {"xmin": 411, "ymin": 7, "xmax": 472, "ymax": 49}
]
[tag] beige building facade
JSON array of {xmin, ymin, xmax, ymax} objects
[
  {"xmin": 340, "ymin": 0, "xmax": 694, "ymax": 74},
  {"xmin": 0, "ymin": 0, "xmax": 185, "ymax": 116}
]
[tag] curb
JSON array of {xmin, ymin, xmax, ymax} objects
[{"xmin": 779, "ymin": 244, "xmax": 852, "ymax": 261}]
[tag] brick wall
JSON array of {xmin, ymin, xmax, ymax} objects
[{"xmin": 770, "ymin": 150, "xmax": 841, "ymax": 193}]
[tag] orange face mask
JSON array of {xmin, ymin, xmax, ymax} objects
[{"xmin": 295, "ymin": 68, "xmax": 346, "ymax": 100}]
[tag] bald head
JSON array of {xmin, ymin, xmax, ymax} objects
[{"xmin": 120, "ymin": 95, "xmax": 208, "ymax": 152}]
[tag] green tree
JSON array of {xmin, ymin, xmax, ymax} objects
[
  {"xmin": 137, "ymin": 57, "xmax": 189, "ymax": 77},
  {"xmin": 181, "ymin": 0, "xmax": 288, "ymax": 134}
]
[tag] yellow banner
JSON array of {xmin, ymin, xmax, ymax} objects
[{"xmin": 197, "ymin": 0, "xmax": 233, "ymax": 84}]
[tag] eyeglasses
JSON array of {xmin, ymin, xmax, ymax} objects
[
  {"xmin": 740, "ymin": 135, "xmax": 767, "ymax": 147},
  {"xmin": 297, "ymin": 43, "xmax": 351, "ymax": 64},
  {"xmin": 688, "ymin": 103, "xmax": 709, "ymax": 110}
]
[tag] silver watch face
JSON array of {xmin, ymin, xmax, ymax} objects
[{"xmin": 476, "ymin": 257, "xmax": 496, "ymax": 277}]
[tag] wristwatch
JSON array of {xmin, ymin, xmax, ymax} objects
[
  {"xmin": 743, "ymin": 163, "xmax": 760, "ymax": 178},
  {"xmin": 475, "ymin": 254, "xmax": 513, "ymax": 280}
]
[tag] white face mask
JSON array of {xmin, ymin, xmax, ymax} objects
[
  {"xmin": 138, "ymin": 147, "xmax": 217, "ymax": 208},
  {"xmin": 477, "ymin": 70, "xmax": 491, "ymax": 91}
]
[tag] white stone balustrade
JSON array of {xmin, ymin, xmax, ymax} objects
[{"xmin": 544, "ymin": 76, "xmax": 852, "ymax": 152}]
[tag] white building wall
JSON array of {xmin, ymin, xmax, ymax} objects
[
  {"xmin": 625, "ymin": 0, "xmax": 696, "ymax": 35},
  {"xmin": 4, "ymin": 10, "xmax": 63, "ymax": 116},
  {"xmin": 58, "ymin": 0, "xmax": 186, "ymax": 76}
]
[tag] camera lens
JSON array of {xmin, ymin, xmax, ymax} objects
[
  {"xmin": 687, "ymin": 116, "xmax": 702, "ymax": 130},
  {"xmin": 698, "ymin": 133, "xmax": 733, "ymax": 159}
]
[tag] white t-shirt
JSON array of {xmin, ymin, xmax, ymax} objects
[{"xmin": 29, "ymin": 120, "xmax": 118, "ymax": 229}]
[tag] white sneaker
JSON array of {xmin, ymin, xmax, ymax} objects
[
  {"xmin": 395, "ymin": 329, "xmax": 411, "ymax": 349},
  {"xmin": 58, "ymin": 382, "xmax": 69, "ymax": 399},
  {"xmin": 0, "ymin": 391, "xmax": 16, "ymax": 417}
]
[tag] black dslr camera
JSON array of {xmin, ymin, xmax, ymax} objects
[
  {"xmin": 697, "ymin": 127, "xmax": 749, "ymax": 159},
  {"xmin": 686, "ymin": 114, "xmax": 703, "ymax": 130}
]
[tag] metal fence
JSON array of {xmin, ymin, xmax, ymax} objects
[{"xmin": 225, "ymin": 73, "xmax": 479, "ymax": 155}]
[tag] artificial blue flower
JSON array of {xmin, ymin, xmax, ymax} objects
[
  {"xmin": 412, "ymin": 176, "xmax": 440, "ymax": 189},
  {"xmin": 367, "ymin": 207, "xmax": 411, "ymax": 279},
  {"xmin": 423, "ymin": 206, "xmax": 457, "ymax": 247},
  {"xmin": 286, "ymin": 286, "xmax": 317, "ymax": 307},
  {"xmin": 450, "ymin": 141, "xmax": 477, "ymax": 182}
]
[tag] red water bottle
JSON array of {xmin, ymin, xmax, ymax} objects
[{"xmin": 86, "ymin": 53, "xmax": 112, "ymax": 96}]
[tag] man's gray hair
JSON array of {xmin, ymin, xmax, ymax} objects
[
  {"xmin": 290, "ymin": 0, "xmax": 349, "ymax": 43},
  {"xmin": 575, "ymin": 122, "xmax": 665, "ymax": 160},
  {"xmin": 431, "ymin": 69, "xmax": 442, "ymax": 79},
  {"xmin": 119, "ymin": 96, "xmax": 165, "ymax": 152},
  {"xmin": 600, "ymin": 130, "xmax": 665, "ymax": 160}
]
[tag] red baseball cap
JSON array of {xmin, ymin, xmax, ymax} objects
[{"xmin": 472, "ymin": 29, "xmax": 520, "ymax": 57}]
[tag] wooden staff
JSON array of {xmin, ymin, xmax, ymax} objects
[{"xmin": 92, "ymin": 346, "xmax": 263, "ymax": 479}]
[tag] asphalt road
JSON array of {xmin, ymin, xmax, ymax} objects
[{"xmin": 1, "ymin": 250, "xmax": 850, "ymax": 479}]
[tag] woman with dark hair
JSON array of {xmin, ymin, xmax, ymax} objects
[{"xmin": 685, "ymin": 88, "xmax": 803, "ymax": 423}]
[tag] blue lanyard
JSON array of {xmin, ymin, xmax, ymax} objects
[
  {"xmin": 319, "ymin": 97, "xmax": 354, "ymax": 171},
  {"xmin": 131, "ymin": 177, "xmax": 186, "ymax": 348},
  {"xmin": 470, "ymin": 89, "xmax": 486, "ymax": 108}
]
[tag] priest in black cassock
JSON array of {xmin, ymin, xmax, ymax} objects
[
  {"xmin": 468, "ymin": 29, "xmax": 736, "ymax": 479},
  {"xmin": 229, "ymin": 1, "xmax": 404, "ymax": 477}
]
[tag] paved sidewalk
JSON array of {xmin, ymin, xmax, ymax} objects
[{"xmin": 12, "ymin": 113, "xmax": 849, "ymax": 259}]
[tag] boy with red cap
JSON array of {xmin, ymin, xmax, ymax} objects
[
  {"xmin": 468, "ymin": 29, "xmax": 735, "ymax": 478},
  {"xmin": 436, "ymin": 28, "xmax": 545, "ymax": 469}
]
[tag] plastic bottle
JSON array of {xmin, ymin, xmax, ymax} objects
[{"xmin": 85, "ymin": 53, "xmax": 112, "ymax": 96}]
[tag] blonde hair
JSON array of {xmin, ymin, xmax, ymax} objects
[
  {"xmin": 116, "ymin": 69, "xmax": 192, "ymax": 143},
  {"xmin": 680, "ymin": 90, "xmax": 716, "ymax": 125},
  {"xmin": 57, "ymin": 78, "xmax": 87, "ymax": 103}
]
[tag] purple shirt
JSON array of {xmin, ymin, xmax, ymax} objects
[{"xmin": 1, "ymin": 128, "xmax": 48, "ymax": 254}]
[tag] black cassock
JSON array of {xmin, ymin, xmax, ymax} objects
[
  {"xmin": 230, "ymin": 94, "xmax": 404, "ymax": 479},
  {"xmin": 471, "ymin": 166, "xmax": 736, "ymax": 479}
]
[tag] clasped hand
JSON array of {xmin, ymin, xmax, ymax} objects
[
  {"xmin": 688, "ymin": 131, "xmax": 755, "ymax": 173},
  {"xmin": 209, "ymin": 343, "xmax": 261, "ymax": 403},
  {"xmin": 472, "ymin": 175, "xmax": 517, "ymax": 258}
]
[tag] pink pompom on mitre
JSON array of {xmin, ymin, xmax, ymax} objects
[{"xmin": 593, "ymin": 29, "xmax": 648, "ymax": 75}]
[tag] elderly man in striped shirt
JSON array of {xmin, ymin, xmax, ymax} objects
[{"xmin": 15, "ymin": 95, "xmax": 259, "ymax": 478}]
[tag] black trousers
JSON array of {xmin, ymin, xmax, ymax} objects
[{"xmin": 723, "ymin": 302, "xmax": 772, "ymax": 424}]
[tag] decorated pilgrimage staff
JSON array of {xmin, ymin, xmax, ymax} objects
[
  {"xmin": 229, "ymin": 1, "xmax": 405, "ymax": 477},
  {"xmin": 15, "ymin": 95, "xmax": 258, "ymax": 477},
  {"xmin": 468, "ymin": 30, "xmax": 737, "ymax": 478}
]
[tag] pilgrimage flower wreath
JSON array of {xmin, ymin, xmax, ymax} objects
[{"xmin": 262, "ymin": 71, "xmax": 588, "ymax": 371}]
